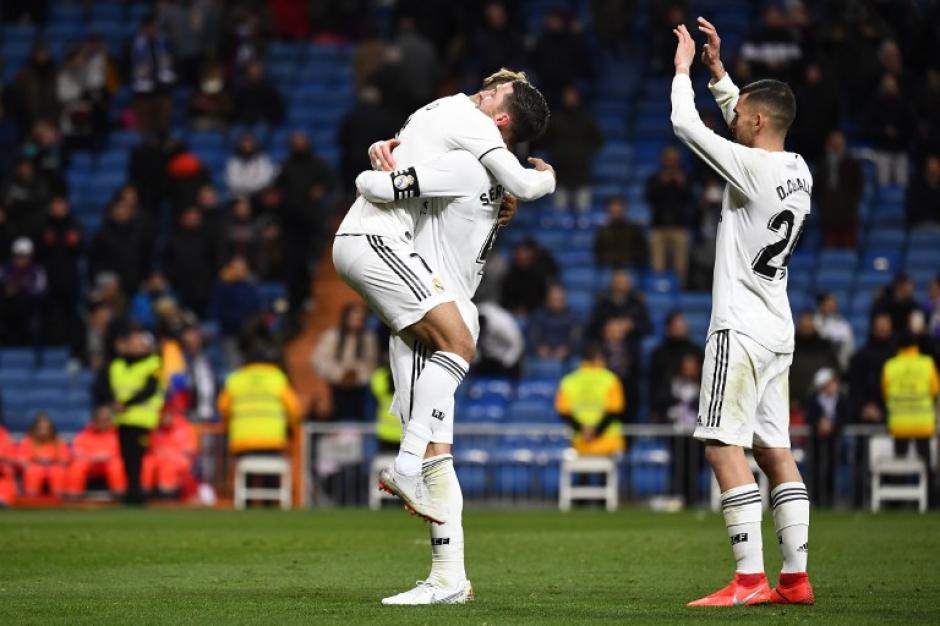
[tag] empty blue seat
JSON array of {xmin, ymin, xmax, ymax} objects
[
  {"xmin": 0, "ymin": 348, "xmax": 37, "ymax": 368},
  {"xmin": 643, "ymin": 271, "xmax": 679, "ymax": 294},
  {"xmin": 523, "ymin": 358, "xmax": 564, "ymax": 381},
  {"xmin": 461, "ymin": 400, "xmax": 506, "ymax": 423},
  {"xmin": 257, "ymin": 282, "xmax": 286, "ymax": 307},
  {"xmin": 818, "ymin": 250, "xmax": 857, "ymax": 270},
  {"xmin": 815, "ymin": 268, "xmax": 854, "ymax": 291},
  {"xmin": 906, "ymin": 248, "xmax": 940, "ymax": 270},
  {"xmin": 463, "ymin": 378, "xmax": 513, "ymax": 403},
  {"xmin": 856, "ymin": 270, "xmax": 893, "ymax": 292},
  {"xmin": 516, "ymin": 380, "xmax": 557, "ymax": 402},
  {"xmin": 861, "ymin": 249, "xmax": 903, "ymax": 274},
  {"xmin": 865, "ymin": 229, "xmax": 906, "ymax": 249},
  {"xmin": 508, "ymin": 398, "xmax": 555, "ymax": 423},
  {"xmin": 677, "ymin": 291, "xmax": 711, "ymax": 313},
  {"xmin": 566, "ymin": 290, "xmax": 594, "ymax": 316},
  {"xmin": 33, "ymin": 369, "xmax": 70, "ymax": 387},
  {"xmin": 909, "ymin": 230, "xmax": 940, "ymax": 250},
  {"xmin": 561, "ymin": 267, "xmax": 597, "ymax": 290},
  {"xmin": 850, "ymin": 290, "xmax": 876, "ymax": 316}
]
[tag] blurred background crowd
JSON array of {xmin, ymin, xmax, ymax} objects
[{"xmin": 0, "ymin": 0, "xmax": 938, "ymax": 507}]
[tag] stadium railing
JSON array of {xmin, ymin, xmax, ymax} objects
[{"xmin": 299, "ymin": 422, "xmax": 897, "ymax": 510}]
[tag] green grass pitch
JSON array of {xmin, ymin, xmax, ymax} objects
[{"xmin": 1, "ymin": 508, "xmax": 938, "ymax": 624}]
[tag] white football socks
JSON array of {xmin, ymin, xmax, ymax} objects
[
  {"xmin": 720, "ymin": 483, "xmax": 764, "ymax": 574},
  {"xmin": 396, "ymin": 351, "xmax": 468, "ymax": 476},
  {"xmin": 423, "ymin": 454, "xmax": 466, "ymax": 588},
  {"xmin": 771, "ymin": 482, "xmax": 810, "ymax": 574}
]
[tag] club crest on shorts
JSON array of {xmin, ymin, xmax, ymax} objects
[{"xmin": 432, "ymin": 277, "xmax": 445, "ymax": 293}]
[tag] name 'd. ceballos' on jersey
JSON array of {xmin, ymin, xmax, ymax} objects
[{"xmin": 776, "ymin": 178, "xmax": 812, "ymax": 201}]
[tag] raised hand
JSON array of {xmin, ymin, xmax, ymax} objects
[
  {"xmin": 673, "ymin": 24, "xmax": 696, "ymax": 74},
  {"xmin": 527, "ymin": 157, "xmax": 555, "ymax": 178},
  {"xmin": 697, "ymin": 17, "xmax": 726, "ymax": 81}
]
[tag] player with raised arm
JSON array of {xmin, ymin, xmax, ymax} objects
[
  {"xmin": 332, "ymin": 74, "xmax": 554, "ymax": 525},
  {"xmin": 355, "ymin": 148, "xmax": 509, "ymax": 604},
  {"xmin": 671, "ymin": 20, "xmax": 815, "ymax": 607}
]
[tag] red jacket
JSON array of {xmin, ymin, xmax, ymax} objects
[
  {"xmin": 149, "ymin": 416, "xmax": 197, "ymax": 458},
  {"xmin": 72, "ymin": 426, "xmax": 121, "ymax": 463},
  {"xmin": 18, "ymin": 437, "xmax": 71, "ymax": 466}
]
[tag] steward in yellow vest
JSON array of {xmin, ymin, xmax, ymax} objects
[
  {"xmin": 555, "ymin": 344, "xmax": 625, "ymax": 455},
  {"xmin": 218, "ymin": 357, "xmax": 301, "ymax": 455},
  {"xmin": 371, "ymin": 364, "xmax": 402, "ymax": 452},
  {"xmin": 882, "ymin": 338, "xmax": 940, "ymax": 439},
  {"xmin": 108, "ymin": 326, "xmax": 164, "ymax": 505}
]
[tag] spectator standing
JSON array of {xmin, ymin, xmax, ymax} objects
[
  {"xmin": 690, "ymin": 176, "xmax": 723, "ymax": 290},
  {"xmin": 83, "ymin": 300, "xmax": 115, "ymax": 371},
  {"xmin": 312, "ymin": 304, "xmax": 378, "ymax": 420},
  {"xmin": 56, "ymin": 38, "xmax": 111, "ymax": 146},
  {"xmin": 276, "ymin": 131, "xmax": 334, "ymax": 311},
  {"xmin": 883, "ymin": 332, "xmax": 940, "ymax": 505},
  {"xmin": 474, "ymin": 2, "xmax": 525, "ymax": 79},
  {"xmin": 221, "ymin": 198, "xmax": 259, "ymax": 266},
  {"xmin": 209, "ymin": 256, "xmax": 262, "ymax": 367},
  {"xmin": 789, "ymin": 311, "xmax": 841, "ymax": 408},
  {"xmin": 556, "ymin": 344, "xmax": 625, "ymax": 456},
  {"xmin": 803, "ymin": 369, "xmax": 846, "ymax": 508},
  {"xmin": 649, "ymin": 312, "xmax": 703, "ymax": 420},
  {"xmin": 813, "ymin": 292, "xmax": 855, "ymax": 370},
  {"xmin": 871, "ymin": 274, "xmax": 920, "ymax": 337},
  {"xmin": 588, "ymin": 269, "xmax": 651, "ymax": 341},
  {"xmin": 531, "ymin": 9, "xmax": 593, "ymax": 107},
  {"xmin": 864, "ymin": 74, "xmax": 911, "ymax": 187},
  {"xmin": 527, "ymin": 284, "xmax": 582, "ymax": 361},
  {"xmin": 160, "ymin": 0, "xmax": 220, "ymax": 85},
  {"xmin": 848, "ymin": 313, "xmax": 896, "ymax": 429},
  {"xmin": 906, "ymin": 156, "xmax": 940, "ymax": 228},
  {"xmin": 0, "ymin": 237, "xmax": 47, "ymax": 346},
  {"xmin": 131, "ymin": 15, "xmax": 177, "ymax": 136},
  {"xmin": 164, "ymin": 206, "xmax": 218, "ymax": 317},
  {"xmin": 66, "ymin": 406, "xmax": 125, "ymax": 499},
  {"xmin": 791, "ymin": 64, "xmax": 841, "ymax": 165},
  {"xmin": 371, "ymin": 355, "xmax": 401, "ymax": 453},
  {"xmin": 17, "ymin": 413, "xmax": 70, "ymax": 498},
  {"xmin": 129, "ymin": 134, "xmax": 174, "ymax": 218},
  {"xmin": 816, "ymin": 131, "xmax": 865, "ymax": 248},
  {"xmin": 129, "ymin": 271, "xmax": 172, "ymax": 330},
  {"xmin": 105, "ymin": 327, "xmax": 163, "ymax": 505},
  {"xmin": 500, "ymin": 239, "xmax": 559, "ymax": 315},
  {"xmin": 646, "ymin": 146, "xmax": 695, "ymax": 285},
  {"xmin": 179, "ymin": 323, "xmax": 217, "ymax": 423},
  {"xmin": 36, "ymin": 195, "xmax": 82, "ymax": 346},
  {"xmin": 188, "ymin": 63, "xmax": 232, "ymax": 131},
  {"xmin": 651, "ymin": 353, "xmax": 703, "ymax": 503},
  {"xmin": 1, "ymin": 158, "xmax": 46, "ymax": 241},
  {"xmin": 231, "ymin": 61, "xmax": 284, "ymax": 126},
  {"xmin": 10, "ymin": 41, "xmax": 58, "ymax": 133},
  {"xmin": 337, "ymin": 86, "xmax": 400, "ymax": 190},
  {"xmin": 88, "ymin": 194, "xmax": 153, "ymax": 297},
  {"xmin": 226, "ymin": 133, "xmax": 277, "ymax": 199},
  {"xmin": 594, "ymin": 197, "xmax": 647, "ymax": 269},
  {"xmin": 541, "ymin": 85, "xmax": 603, "ymax": 212},
  {"xmin": 20, "ymin": 119, "xmax": 67, "ymax": 195}
]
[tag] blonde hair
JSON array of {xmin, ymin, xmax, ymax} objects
[{"xmin": 481, "ymin": 68, "xmax": 529, "ymax": 89}]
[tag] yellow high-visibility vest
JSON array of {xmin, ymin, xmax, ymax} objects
[
  {"xmin": 371, "ymin": 367, "xmax": 401, "ymax": 444},
  {"xmin": 883, "ymin": 349, "xmax": 940, "ymax": 439},
  {"xmin": 222, "ymin": 364, "xmax": 296, "ymax": 453},
  {"xmin": 110, "ymin": 355, "xmax": 163, "ymax": 430},
  {"xmin": 556, "ymin": 364, "xmax": 625, "ymax": 453}
]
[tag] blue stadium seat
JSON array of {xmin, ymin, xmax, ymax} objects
[
  {"xmin": 906, "ymin": 248, "xmax": 940, "ymax": 271},
  {"xmin": 850, "ymin": 290, "xmax": 876, "ymax": 317},
  {"xmin": 461, "ymin": 400, "xmax": 507, "ymax": 423},
  {"xmin": 676, "ymin": 291, "xmax": 711, "ymax": 313},
  {"xmin": 33, "ymin": 369, "xmax": 70, "ymax": 387},
  {"xmin": 856, "ymin": 270, "xmax": 893, "ymax": 292},
  {"xmin": 643, "ymin": 271, "xmax": 679, "ymax": 295},
  {"xmin": 865, "ymin": 229, "xmax": 906, "ymax": 250},
  {"xmin": 257, "ymin": 282, "xmax": 286, "ymax": 308},
  {"xmin": 566, "ymin": 290, "xmax": 594, "ymax": 317},
  {"xmin": 522, "ymin": 358, "xmax": 564, "ymax": 382},
  {"xmin": 860, "ymin": 249, "xmax": 903, "ymax": 274},
  {"xmin": 818, "ymin": 249, "xmax": 857, "ymax": 270},
  {"xmin": 0, "ymin": 348, "xmax": 37, "ymax": 369},
  {"xmin": 561, "ymin": 267, "xmax": 598, "ymax": 291},
  {"xmin": 909, "ymin": 230, "xmax": 940, "ymax": 250},
  {"xmin": 516, "ymin": 380, "xmax": 557, "ymax": 402},
  {"xmin": 463, "ymin": 378, "xmax": 514, "ymax": 403},
  {"xmin": 508, "ymin": 398, "xmax": 555, "ymax": 423},
  {"xmin": 815, "ymin": 268, "xmax": 854, "ymax": 292}
]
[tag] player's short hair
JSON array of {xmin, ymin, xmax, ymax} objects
[
  {"xmin": 739, "ymin": 79, "xmax": 796, "ymax": 133},
  {"xmin": 482, "ymin": 68, "xmax": 529, "ymax": 89},
  {"xmin": 503, "ymin": 80, "xmax": 550, "ymax": 144}
]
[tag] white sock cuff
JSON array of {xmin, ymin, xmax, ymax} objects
[
  {"xmin": 401, "ymin": 422, "xmax": 433, "ymax": 456},
  {"xmin": 772, "ymin": 482, "xmax": 810, "ymax": 532},
  {"xmin": 423, "ymin": 453, "xmax": 454, "ymax": 466},
  {"xmin": 422, "ymin": 454, "xmax": 454, "ymax": 478},
  {"xmin": 428, "ymin": 351, "xmax": 469, "ymax": 383},
  {"xmin": 721, "ymin": 484, "xmax": 763, "ymax": 526}
]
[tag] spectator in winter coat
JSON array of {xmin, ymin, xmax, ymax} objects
[
  {"xmin": 36, "ymin": 195, "xmax": 83, "ymax": 346},
  {"xmin": 209, "ymin": 256, "xmax": 262, "ymax": 340},
  {"xmin": 906, "ymin": 156, "xmax": 940, "ymax": 228},
  {"xmin": 646, "ymin": 146, "xmax": 695, "ymax": 285},
  {"xmin": 88, "ymin": 192, "xmax": 153, "ymax": 296},
  {"xmin": 500, "ymin": 239, "xmax": 559, "ymax": 315},
  {"xmin": 541, "ymin": 85, "xmax": 604, "ymax": 211},
  {"xmin": 790, "ymin": 311, "xmax": 841, "ymax": 409},
  {"xmin": 231, "ymin": 61, "xmax": 284, "ymax": 126},
  {"xmin": 813, "ymin": 292, "xmax": 855, "ymax": 370},
  {"xmin": 648, "ymin": 312, "xmax": 703, "ymax": 421},
  {"xmin": 10, "ymin": 41, "xmax": 59, "ymax": 133},
  {"xmin": 816, "ymin": 131, "xmax": 865, "ymax": 248},
  {"xmin": 803, "ymin": 369, "xmax": 847, "ymax": 507},
  {"xmin": 164, "ymin": 207, "xmax": 219, "ymax": 317},
  {"xmin": 312, "ymin": 303, "xmax": 378, "ymax": 420},
  {"xmin": 593, "ymin": 197, "xmax": 648, "ymax": 269},
  {"xmin": 225, "ymin": 133, "xmax": 277, "ymax": 199},
  {"xmin": 527, "ymin": 284, "xmax": 582, "ymax": 360},
  {"xmin": 131, "ymin": 14, "xmax": 177, "ymax": 135},
  {"xmin": 0, "ymin": 237, "xmax": 47, "ymax": 346}
]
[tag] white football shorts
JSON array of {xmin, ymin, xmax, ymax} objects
[
  {"xmin": 332, "ymin": 234, "xmax": 454, "ymax": 333},
  {"xmin": 693, "ymin": 329, "xmax": 793, "ymax": 449}
]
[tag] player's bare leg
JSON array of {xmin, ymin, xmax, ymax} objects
[
  {"xmin": 688, "ymin": 442, "xmax": 771, "ymax": 607},
  {"xmin": 379, "ymin": 303, "xmax": 474, "ymax": 525},
  {"xmin": 754, "ymin": 446, "xmax": 815, "ymax": 605}
]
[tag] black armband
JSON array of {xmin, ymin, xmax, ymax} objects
[{"xmin": 391, "ymin": 167, "xmax": 420, "ymax": 200}]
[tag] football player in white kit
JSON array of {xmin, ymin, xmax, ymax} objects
[
  {"xmin": 332, "ymin": 77, "xmax": 555, "ymax": 525},
  {"xmin": 671, "ymin": 20, "xmax": 815, "ymax": 607},
  {"xmin": 355, "ymin": 148, "xmax": 508, "ymax": 604}
]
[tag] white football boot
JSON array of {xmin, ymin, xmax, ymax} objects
[
  {"xmin": 378, "ymin": 466, "xmax": 444, "ymax": 524},
  {"xmin": 381, "ymin": 580, "xmax": 474, "ymax": 605}
]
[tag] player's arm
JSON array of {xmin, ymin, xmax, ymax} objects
[
  {"xmin": 670, "ymin": 25, "xmax": 760, "ymax": 199},
  {"xmin": 478, "ymin": 149, "xmax": 555, "ymax": 202},
  {"xmin": 355, "ymin": 151, "xmax": 480, "ymax": 203}
]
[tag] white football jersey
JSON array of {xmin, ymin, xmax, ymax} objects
[
  {"xmin": 336, "ymin": 93, "xmax": 554, "ymax": 241},
  {"xmin": 672, "ymin": 73, "xmax": 812, "ymax": 354},
  {"xmin": 356, "ymin": 150, "xmax": 501, "ymax": 304}
]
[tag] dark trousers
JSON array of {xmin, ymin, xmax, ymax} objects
[
  {"xmin": 894, "ymin": 437, "xmax": 935, "ymax": 506},
  {"xmin": 118, "ymin": 425, "xmax": 150, "ymax": 505},
  {"xmin": 809, "ymin": 435, "xmax": 837, "ymax": 507}
]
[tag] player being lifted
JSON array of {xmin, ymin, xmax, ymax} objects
[
  {"xmin": 355, "ymin": 145, "xmax": 511, "ymax": 604},
  {"xmin": 671, "ymin": 20, "xmax": 815, "ymax": 607},
  {"xmin": 333, "ymin": 72, "xmax": 554, "ymax": 526}
]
